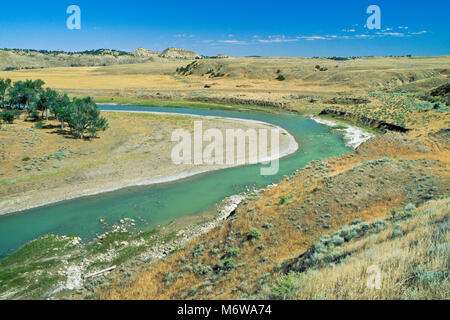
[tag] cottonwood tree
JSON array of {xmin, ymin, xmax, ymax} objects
[
  {"xmin": 52, "ymin": 93, "xmax": 71, "ymax": 129},
  {"xmin": 67, "ymin": 97, "xmax": 108, "ymax": 139},
  {"xmin": 9, "ymin": 79, "xmax": 45, "ymax": 114},
  {"xmin": 36, "ymin": 88, "xmax": 58, "ymax": 121},
  {"xmin": 0, "ymin": 78, "xmax": 11, "ymax": 108}
]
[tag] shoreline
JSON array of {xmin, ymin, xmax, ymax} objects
[
  {"xmin": 309, "ymin": 115, "xmax": 373, "ymax": 149},
  {"xmin": 0, "ymin": 111, "xmax": 298, "ymax": 216}
]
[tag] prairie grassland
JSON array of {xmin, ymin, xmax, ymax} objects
[
  {"xmin": 266, "ymin": 198, "xmax": 449, "ymax": 300},
  {"xmin": 1, "ymin": 56, "xmax": 448, "ymax": 137},
  {"xmin": 1, "ymin": 56, "xmax": 448, "ymax": 101}
]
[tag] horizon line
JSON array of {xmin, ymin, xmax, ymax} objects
[{"xmin": 1, "ymin": 47, "xmax": 449, "ymax": 59}]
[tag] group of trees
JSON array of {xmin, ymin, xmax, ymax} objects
[{"xmin": 0, "ymin": 78, "xmax": 108, "ymax": 139}]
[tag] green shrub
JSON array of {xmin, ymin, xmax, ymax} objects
[
  {"xmin": 221, "ymin": 257, "xmax": 236, "ymax": 270},
  {"xmin": 54, "ymin": 152, "xmax": 64, "ymax": 161},
  {"xmin": 22, "ymin": 156, "xmax": 30, "ymax": 162},
  {"xmin": 276, "ymin": 74, "xmax": 285, "ymax": 81},
  {"xmin": 193, "ymin": 244, "xmax": 205, "ymax": 258},
  {"xmin": 227, "ymin": 247, "xmax": 240, "ymax": 257},
  {"xmin": 335, "ymin": 225, "xmax": 358, "ymax": 241},
  {"xmin": 331, "ymin": 235, "xmax": 345, "ymax": 246},
  {"xmin": 373, "ymin": 219, "xmax": 387, "ymax": 232},
  {"xmin": 262, "ymin": 222, "xmax": 273, "ymax": 229},
  {"xmin": 247, "ymin": 228, "xmax": 261, "ymax": 240},
  {"xmin": 193, "ymin": 264, "xmax": 212, "ymax": 276},
  {"xmin": 279, "ymin": 195, "xmax": 290, "ymax": 205},
  {"xmin": 392, "ymin": 222, "xmax": 403, "ymax": 238},
  {"xmin": 163, "ymin": 272, "xmax": 175, "ymax": 283},
  {"xmin": 1, "ymin": 110, "xmax": 17, "ymax": 123},
  {"xmin": 314, "ymin": 242, "xmax": 328, "ymax": 254},
  {"xmin": 271, "ymin": 272, "xmax": 300, "ymax": 300},
  {"xmin": 415, "ymin": 270, "xmax": 446, "ymax": 284},
  {"xmin": 392, "ymin": 229, "xmax": 403, "ymax": 238},
  {"xmin": 319, "ymin": 235, "xmax": 331, "ymax": 246},
  {"xmin": 181, "ymin": 265, "xmax": 193, "ymax": 273},
  {"xmin": 404, "ymin": 203, "xmax": 417, "ymax": 212}
]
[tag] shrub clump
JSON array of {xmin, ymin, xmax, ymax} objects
[
  {"xmin": 1, "ymin": 109, "xmax": 20, "ymax": 124},
  {"xmin": 271, "ymin": 271, "xmax": 301, "ymax": 300},
  {"xmin": 227, "ymin": 247, "xmax": 240, "ymax": 257},
  {"xmin": 247, "ymin": 228, "xmax": 261, "ymax": 241},
  {"xmin": 193, "ymin": 264, "xmax": 212, "ymax": 276},
  {"xmin": 404, "ymin": 203, "xmax": 417, "ymax": 212},
  {"xmin": 193, "ymin": 244, "xmax": 205, "ymax": 258},
  {"xmin": 220, "ymin": 257, "xmax": 236, "ymax": 270},
  {"xmin": 331, "ymin": 235, "xmax": 345, "ymax": 246},
  {"xmin": 391, "ymin": 222, "xmax": 403, "ymax": 238}
]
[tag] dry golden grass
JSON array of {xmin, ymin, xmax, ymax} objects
[
  {"xmin": 1, "ymin": 56, "xmax": 448, "ymax": 107},
  {"xmin": 267, "ymin": 198, "xmax": 449, "ymax": 300},
  {"xmin": 0, "ymin": 112, "xmax": 194, "ymax": 183}
]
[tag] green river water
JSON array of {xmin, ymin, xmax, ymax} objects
[{"xmin": 0, "ymin": 105, "xmax": 351, "ymax": 258}]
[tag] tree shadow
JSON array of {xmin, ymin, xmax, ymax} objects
[
  {"xmin": 41, "ymin": 124, "xmax": 61, "ymax": 130},
  {"xmin": 47, "ymin": 129, "xmax": 99, "ymax": 141}
]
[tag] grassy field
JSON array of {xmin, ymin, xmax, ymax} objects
[
  {"xmin": 1, "ymin": 55, "xmax": 448, "ymax": 121},
  {"xmin": 1, "ymin": 55, "xmax": 448, "ymax": 101}
]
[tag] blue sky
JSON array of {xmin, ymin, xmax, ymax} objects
[{"xmin": 0, "ymin": 0, "xmax": 449, "ymax": 57}]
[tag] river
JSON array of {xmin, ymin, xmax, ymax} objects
[{"xmin": 0, "ymin": 105, "xmax": 352, "ymax": 258}]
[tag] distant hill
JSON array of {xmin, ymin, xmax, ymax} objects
[
  {"xmin": 159, "ymin": 47, "xmax": 200, "ymax": 60},
  {"xmin": 132, "ymin": 47, "xmax": 160, "ymax": 57},
  {"xmin": 0, "ymin": 48, "xmax": 151, "ymax": 70},
  {"xmin": 0, "ymin": 47, "xmax": 206, "ymax": 70}
]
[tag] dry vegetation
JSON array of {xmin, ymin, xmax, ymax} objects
[
  {"xmin": 265, "ymin": 198, "xmax": 449, "ymax": 300},
  {"xmin": 1, "ymin": 56, "xmax": 448, "ymax": 108}
]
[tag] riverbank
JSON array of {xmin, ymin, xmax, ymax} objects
[
  {"xmin": 309, "ymin": 116, "xmax": 373, "ymax": 149},
  {"xmin": 1, "ymin": 104, "xmax": 447, "ymax": 300},
  {"xmin": 0, "ymin": 111, "xmax": 298, "ymax": 216},
  {"xmin": 102, "ymin": 130, "xmax": 449, "ymax": 300}
]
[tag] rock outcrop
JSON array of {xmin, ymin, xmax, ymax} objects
[
  {"xmin": 159, "ymin": 48, "xmax": 200, "ymax": 59},
  {"xmin": 132, "ymin": 48, "xmax": 159, "ymax": 57}
]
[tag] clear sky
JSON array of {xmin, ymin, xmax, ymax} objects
[{"xmin": 0, "ymin": 0, "xmax": 449, "ymax": 57}]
